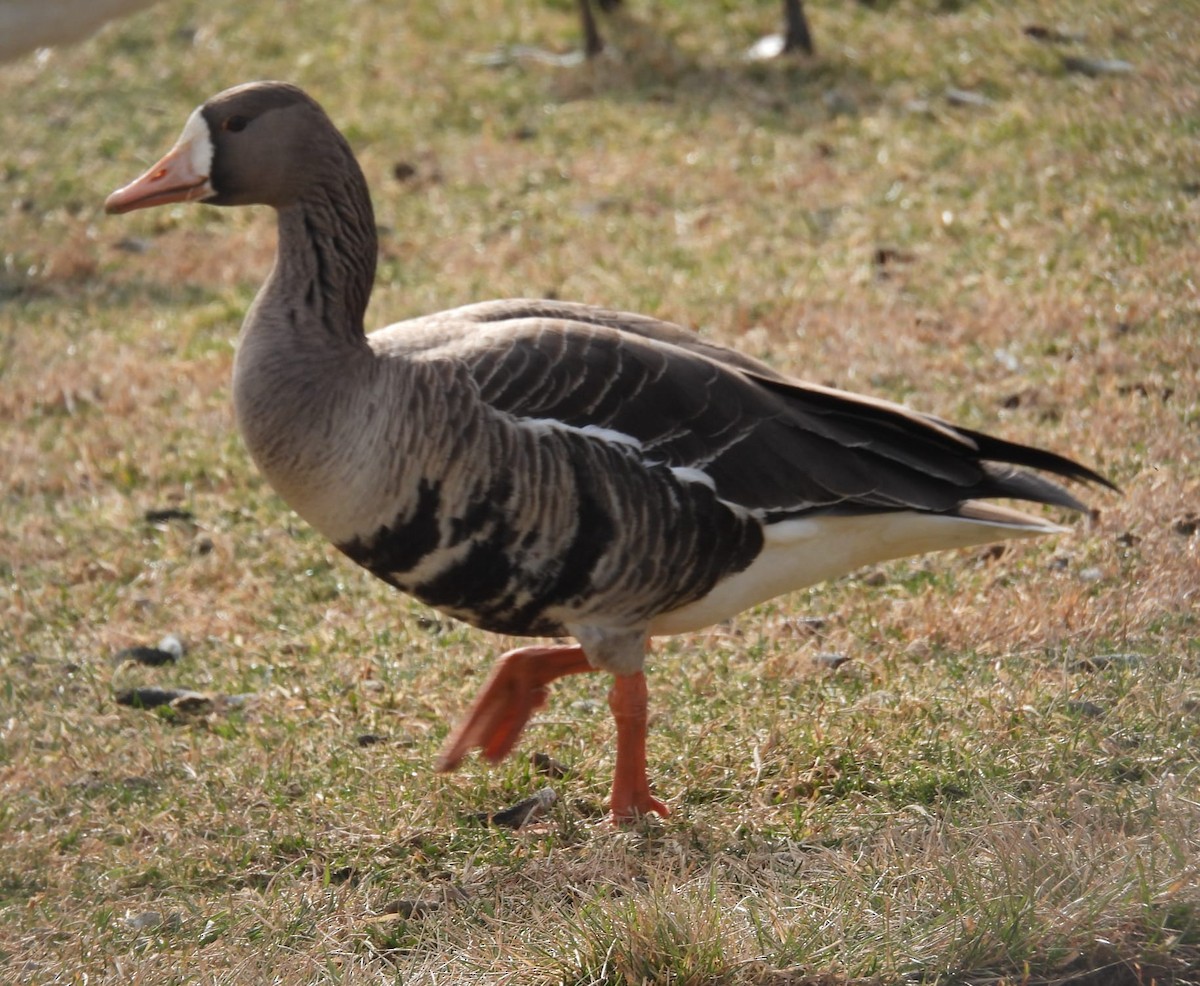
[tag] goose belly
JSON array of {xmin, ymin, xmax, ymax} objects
[{"xmin": 326, "ymin": 423, "xmax": 765, "ymax": 639}]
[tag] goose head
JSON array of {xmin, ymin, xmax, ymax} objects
[{"xmin": 105, "ymin": 81, "xmax": 346, "ymax": 214}]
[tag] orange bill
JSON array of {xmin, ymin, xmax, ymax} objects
[{"xmin": 105, "ymin": 124, "xmax": 213, "ymax": 215}]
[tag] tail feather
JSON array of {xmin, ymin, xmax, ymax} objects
[
  {"xmin": 958, "ymin": 425, "xmax": 1119, "ymax": 499},
  {"xmin": 978, "ymin": 463, "xmax": 1093, "ymax": 514}
]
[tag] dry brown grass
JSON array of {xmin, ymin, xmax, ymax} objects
[{"xmin": 1, "ymin": 0, "xmax": 1198, "ymax": 982}]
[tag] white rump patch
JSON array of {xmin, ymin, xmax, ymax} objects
[{"xmin": 649, "ymin": 508, "xmax": 1064, "ymax": 635}]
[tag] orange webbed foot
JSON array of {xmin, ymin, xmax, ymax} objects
[{"xmin": 436, "ymin": 644, "xmax": 593, "ymax": 772}]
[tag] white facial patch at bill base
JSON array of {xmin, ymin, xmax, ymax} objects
[{"xmin": 177, "ymin": 106, "xmax": 215, "ymax": 181}]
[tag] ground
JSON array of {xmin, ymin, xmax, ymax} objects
[{"xmin": 0, "ymin": 0, "xmax": 1197, "ymax": 982}]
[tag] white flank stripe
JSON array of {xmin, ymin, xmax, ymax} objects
[
  {"xmin": 520, "ymin": 417, "xmax": 644, "ymax": 451},
  {"xmin": 670, "ymin": 466, "xmax": 717, "ymax": 490}
]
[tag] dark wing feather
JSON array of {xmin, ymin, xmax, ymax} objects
[{"xmin": 436, "ymin": 301, "xmax": 1112, "ymax": 519}]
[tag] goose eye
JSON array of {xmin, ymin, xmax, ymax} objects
[{"xmin": 223, "ymin": 115, "xmax": 250, "ymax": 133}]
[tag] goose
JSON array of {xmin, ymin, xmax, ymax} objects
[
  {"xmin": 576, "ymin": 0, "xmax": 814, "ymax": 60},
  {"xmin": 0, "ymin": 0, "xmax": 163, "ymax": 63},
  {"xmin": 105, "ymin": 82, "xmax": 1114, "ymax": 821}
]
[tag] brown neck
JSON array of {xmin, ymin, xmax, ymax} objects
[
  {"xmin": 266, "ymin": 161, "xmax": 378, "ymax": 347},
  {"xmin": 232, "ymin": 156, "xmax": 380, "ymax": 491}
]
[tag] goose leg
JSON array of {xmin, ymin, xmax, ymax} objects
[
  {"xmin": 782, "ymin": 0, "xmax": 815, "ymax": 55},
  {"xmin": 748, "ymin": 0, "xmax": 814, "ymax": 59},
  {"xmin": 608, "ymin": 671, "xmax": 669, "ymax": 820},
  {"xmin": 579, "ymin": 0, "xmax": 604, "ymax": 58},
  {"xmin": 436, "ymin": 644, "xmax": 593, "ymax": 771}
]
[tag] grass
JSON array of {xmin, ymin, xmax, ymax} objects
[{"xmin": 1, "ymin": 0, "xmax": 1198, "ymax": 982}]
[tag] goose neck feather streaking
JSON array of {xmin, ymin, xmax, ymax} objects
[{"xmin": 105, "ymin": 81, "xmax": 1116, "ymax": 821}]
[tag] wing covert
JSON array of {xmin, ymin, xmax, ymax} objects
[{"xmin": 409, "ymin": 302, "xmax": 1104, "ymax": 520}]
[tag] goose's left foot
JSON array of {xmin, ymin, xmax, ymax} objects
[{"xmin": 437, "ymin": 644, "xmax": 593, "ymax": 770}]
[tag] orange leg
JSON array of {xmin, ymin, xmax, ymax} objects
[
  {"xmin": 436, "ymin": 644, "xmax": 593, "ymax": 772},
  {"xmin": 436, "ymin": 643, "xmax": 670, "ymax": 823},
  {"xmin": 607, "ymin": 671, "xmax": 669, "ymax": 821}
]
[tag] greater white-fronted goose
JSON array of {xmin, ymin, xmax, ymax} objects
[
  {"xmin": 105, "ymin": 82, "xmax": 1114, "ymax": 821},
  {"xmin": 0, "ymin": 0, "xmax": 163, "ymax": 62}
]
